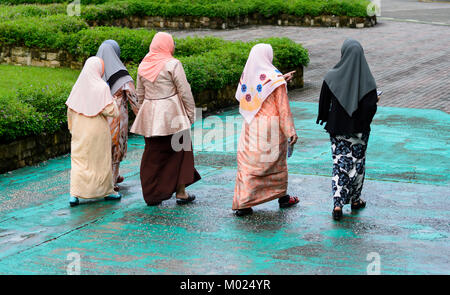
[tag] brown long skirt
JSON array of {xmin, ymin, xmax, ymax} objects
[{"xmin": 140, "ymin": 132, "xmax": 201, "ymax": 205}]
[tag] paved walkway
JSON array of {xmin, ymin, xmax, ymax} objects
[
  {"xmin": 171, "ymin": 20, "xmax": 450, "ymax": 113},
  {"xmin": 0, "ymin": 102, "xmax": 448, "ymax": 274},
  {"xmin": 381, "ymin": 0, "xmax": 450, "ymax": 25}
]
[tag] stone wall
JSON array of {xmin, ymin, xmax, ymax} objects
[
  {"xmin": 0, "ymin": 45, "xmax": 82, "ymax": 69},
  {"xmin": 0, "ymin": 129, "xmax": 71, "ymax": 174},
  {"xmin": 88, "ymin": 14, "xmax": 377, "ymax": 29}
]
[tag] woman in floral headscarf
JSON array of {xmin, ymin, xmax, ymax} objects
[{"xmin": 232, "ymin": 43, "xmax": 299, "ymax": 217}]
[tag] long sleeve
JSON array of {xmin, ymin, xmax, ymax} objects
[
  {"xmin": 102, "ymin": 101, "xmax": 119, "ymax": 118},
  {"xmin": 67, "ymin": 109, "xmax": 73, "ymax": 133},
  {"xmin": 317, "ymin": 81, "xmax": 331, "ymax": 125},
  {"xmin": 124, "ymin": 82, "xmax": 140, "ymax": 116},
  {"xmin": 136, "ymin": 75, "xmax": 145, "ymax": 106},
  {"xmin": 275, "ymin": 84, "xmax": 297, "ymax": 138},
  {"xmin": 172, "ymin": 60, "xmax": 195, "ymax": 124}
]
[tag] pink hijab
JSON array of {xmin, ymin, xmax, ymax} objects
[
  {"xmin": 138, "ymin": 32, "xmax": 175, "ymax": 82},
  {"xmin": 65, "ymin": 56, "xmax": 113, "ymax": 117},
  {"xmin": 236, "ymin": 43, "xmax": 287, "ymax": 124}
]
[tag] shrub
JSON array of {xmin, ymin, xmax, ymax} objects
[
  {"xmin": 0, "ymin": 15, "xmax": 88, "ymax": 48},
  {"xmin": 0, "ymin": 84, "xmax": 72, "ymax": 143},
  {"xmin": 0, "ymin": 0, "xmax": 372, "ymax": 22}
]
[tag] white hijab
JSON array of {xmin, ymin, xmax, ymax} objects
[
  {"xmin": 235, "ymin": 43, "xmax": 287, "ymax": 124},
  {"xmin": 65, "ymin": 56, "xmax": 113, "ymax": 117}
]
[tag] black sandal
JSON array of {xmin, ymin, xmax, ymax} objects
[
  {"xmin": 351, "ymin": 199, "xmax": 366, "ymax": 210},
  {"xmin": 147, "ymin": 201, "xmax": 162, "ymax": 206},
  {"xmin": 279, "ymin": 195, "xmax": 299, "ymax": 208},
  {"xmin": 235, "ymin": 207, "xmax": 253, "ymax": 217},
  {"xmin": 176, "ymin": 194, "xmax": 196, "ymax": 205},
  {"xmin": 332, "ymin": 207, "xmax": 343, "ymax": 221}
]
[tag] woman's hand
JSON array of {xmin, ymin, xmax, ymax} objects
[
  {"xmin": 289, "ymin": 134, "xmax": 298, "ymax": 146},
  {"xmin": 282, "ymin": 71, "xmax": 296, "ymax": 83}
]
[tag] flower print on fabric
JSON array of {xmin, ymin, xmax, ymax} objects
[
  {"xmin": 257, "ymin": 84, "xmax": 262, "ymax": 92},
  {"xmin": 352, "ymin": 143, "xmax": 366, "ymax": 159},
  {"xmin": 338, "ymin": 156, "xmax": 353, "ymax": 172},
  {"xmin": 331, "ymin": 132, "xmax": 369, "ymax": 208},
  {"xmin": 241, "ymin": 84, "xmax": 247, "ymax": 93},
  {"xmin": 334, "ymin": 140, "xmax": 351, "ymax": 156}
]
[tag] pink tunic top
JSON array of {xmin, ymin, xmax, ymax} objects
[{"xmin": 130, "ymin": 59, "xmax": 195, "ymax": 137}]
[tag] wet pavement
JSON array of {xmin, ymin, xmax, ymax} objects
[
  {"xmin": 1, "ymin": 0, "xmax": 449, "ymax": 274},
  {"xmin": 0, "ymin": 102, "xmax": 449, "ymax": 274}
]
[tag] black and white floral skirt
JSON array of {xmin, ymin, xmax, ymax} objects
[{"xmin": 330, "ymin": 132, "xmax": 370, "ymax": 208}]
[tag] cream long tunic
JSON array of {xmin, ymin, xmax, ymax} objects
[
  {"xmin": 130, "ymin": 59, "xmax": 195, "ymax": 137},
  {"xmin": 68, "ymin": 102, "xmax": 119, "ymax": 199}
]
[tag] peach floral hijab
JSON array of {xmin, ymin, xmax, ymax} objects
[
  {"xmin": 65, "ymin": 56, "xmax": 113, "ymax": 117},
  {"xmin": 138, "ymin": 32, "xmax": 175, "ymax": 82},
  {"xmin": 236, "ymin": 43, "xmax": 286, "ymax": 124}
]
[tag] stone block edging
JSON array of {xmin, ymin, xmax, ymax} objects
[{"xmin": 88, "ymin": 14, "xmax": 377, "ymax": 29}]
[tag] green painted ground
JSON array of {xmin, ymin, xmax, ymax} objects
[{"xmin": 0, "ymin": 102, "xmax": 448, "ymax": 274}]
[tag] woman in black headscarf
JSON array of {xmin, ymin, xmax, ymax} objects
[
  {"xmin": 96, "ymin": 40, "xmax": 140, "ymax": 191},
  {"xmin": 316, "ymin": 39, "xmax": 378, "ymax": 221}
]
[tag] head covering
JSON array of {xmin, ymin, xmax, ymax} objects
[
  {"xmin": 138, "ymin": 32, "xmax": 175, "ymax": 82},
  {"xmin": 65, "ymin": 56, "xmax": 113, "ymax": 117},
  {"xmin": 103, "ymin": 39, "xmax": 120, "ymax": 56},
  {"xmin": 324, "ymin": 38, "xmax": 377, "ymax": 117},
  {"xmin": 236, "ymin": 43, "xmax": 287, "ymax": 124},
  {"xmin": 96, "ymin": 40, "xmax": 133, "ymax": 95}
]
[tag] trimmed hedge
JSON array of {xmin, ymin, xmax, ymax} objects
[
  {"xmin": 0, "ymin": 2, "xmax": 311, "ymax": 143},
  {"xmin": 82, "ymin": 0, "xmax": 371, "ymax": 20},
  {"xmin": 1, "ymin": 0, "xmax": 371, "ymax": 22},
  {"xmin": 0, "ymin": 27, "xmax": 309, "ymax": 143},
  {"xmin": 0, "ymin": 84, "xmax": 72, "ymax": 143},
  {"xmin": 0, "ymin": 15, "xmax": 309, "ymax": 93}
]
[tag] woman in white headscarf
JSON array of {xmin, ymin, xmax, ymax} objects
[
  {"xmin": 66, "ymin": 56, "xmax": 121, "ymax": 207},
  {"xmin": 316, "ymin": 39, "xmax": 378, "ymax": 221},
  {"xmin": 96, "ymin": 40, "xmax": 140, "ymax": 191},
  {"xmin": 232, "ymin": 43, "xmax": 299, "ymax": 217}
]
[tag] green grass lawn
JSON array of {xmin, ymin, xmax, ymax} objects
[{"xmin": 0, "ymin": 64, "xmax": 79, "ymax": 97}]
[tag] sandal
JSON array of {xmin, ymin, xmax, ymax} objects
[
  {"xmin": 116, "ymin": 175, "xmax": 124, "ymax": 184},
  {"xmin": 104, "ymin": 193, "xmax": 122, "ymax": 201},
  {"xmin": 235, "ymin": 207, "xmax": 253, "ymax": 217},
  {"xmin": 351, "ymin": 199, "xmax": 366, "ymax": 210},
  {"xmin": 332, "ymin": 207, "xmax": 343, "ymax": 221},
  {"xmin": 176, "ymin": 194, "xmax": 196, "ymax": 205},
  {"xmin": 147, "ymin": 201, "xmax": 162, "ymax": 206},
  {"xmin": 279, "ymin": 195, "xmax": 299, "ymax": 208},
  {"xmin": 69, "ymin": 196, "xmax": 79, "ymax": 207}
]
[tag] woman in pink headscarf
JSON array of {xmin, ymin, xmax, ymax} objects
[
  {"xmin": 131, "ymin": 32, "xmax": 201, "ymax": 206},
  {"xmin": 66, "ymin": 56, "xmax": 121, "ymax": 207},
  {"xmin": 232, "ymin": 44, "xmax": 299, "ymax": 217}
]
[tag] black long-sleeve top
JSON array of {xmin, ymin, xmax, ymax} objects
[{"xmin": 316, "ymin": 81, "xmax": 378, "ymax": 136}]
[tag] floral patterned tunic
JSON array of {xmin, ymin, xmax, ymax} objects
[{"xmin": 108, "ymin": 81, "xmax": 140, "ymax": 168}]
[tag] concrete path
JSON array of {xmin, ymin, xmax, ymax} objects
[
  {"xmin": 381, "ymin": 0, "xmax": 450, "ymax": 25},
  {"xmin": 0, "ymin": 102, "xmax": 448, "ymax": 274},
  {"xmin": 170, "ymin": 20, "xmax": 450, "ymax": 113}
]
